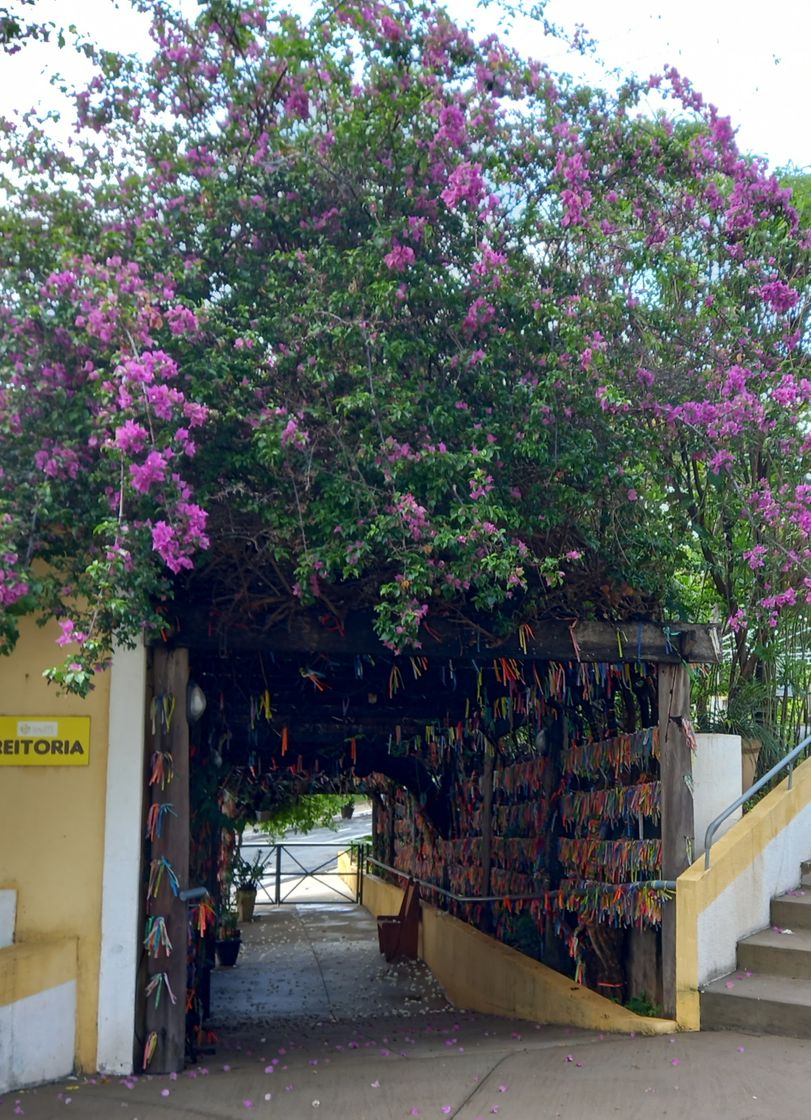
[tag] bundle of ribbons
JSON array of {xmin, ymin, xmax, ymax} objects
[
  {"xmin": 490, "ymin": 868, "xmax": 536, "ymax": 897},
  {"xmin": 143, "ymin": 915, "xmax": 173, "ymax": 958},
  {"xmin": 491, "ymin": 836, "xmax": 546, "ymax": 874},
  {"xmin": 560, "ymin": 726, "xmax": 659, "ymax": 779},
  {"xmin": 560, "ymin": 782, "xmax": 661, "ymax": 831},
  {"xmin": 494, "ymin": 800, "xmax": 549, "ymax": 837},
  {"xmin": 554, "ymin": 878, "xmax": 671, "ymax": 927},
  {"xmin": 493, "ymin": 756, "xmax": 548, "ymax": 796},
  {"xmin": 447, "ymin": 864, "xmax": 485, "ymax": 897},
  {"xmin": 443, "ymin": 837, "xmax": 483, "ymax": 865},
  {"xmin": 557, "ymin": 838, "xmax": 662, "ymax": 883}
]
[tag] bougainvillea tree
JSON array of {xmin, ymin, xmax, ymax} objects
[{"xmin": 0, "ymin": 0, "xmax": 808, "ymax": 695}]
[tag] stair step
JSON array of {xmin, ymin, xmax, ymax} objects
[
  {"xmin": 702, "ymin": 971, "xmax": 811, "ymax": 1037},
  {"xmin": 737, "ymin": 926, "xmax": 811, "ymax": 978},
  {"xmin": 771, "ymin": 889, "xmax": 811, "ymax": 930}
]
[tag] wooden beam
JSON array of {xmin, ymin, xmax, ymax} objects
[
  {"xmin": 144, "ymin": 648, "xmax": 190, "ymax": 1074},
  {"xmin": 163, "ymin": 609, "xmax": 721, "ymax": 664},
  {"xmin": 480, "ymin": 740, "xmax": 496, "ymax": 900},
  {"xmin": 658, "ymin": 663, "xmax": 694, "ymax": 1019}
]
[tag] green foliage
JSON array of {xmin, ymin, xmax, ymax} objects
[
  {"xmin": 217, "ymin": 906, "xmax": 240, "ymax": 939},
  {"xmin": 231, "ymin": 847, "xmax": 273, "ymax": 889},
  {"xmin": 624, "ymin": 992, "xmax": 661, "ymax": 1018},
  {"xmin": 501, "ymin": 909, "xmax": 543, "ymax": 960},
  {"xmin": 0, "ymin": 0, "xmax": 808, "ymax": 702},
  {"xmin": 254, "ymin": 794, "xmax": 351, "ymax": 842}
]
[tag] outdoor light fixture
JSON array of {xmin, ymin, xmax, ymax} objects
[{"xmin": 187, "ymin": 681, "xmax": 207, "ymax": 723}]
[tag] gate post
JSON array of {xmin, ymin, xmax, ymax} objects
[
  {"xmin": 143, "ymin": 647, "xmax": 190, "ymax": 1073},
  {"xmin": 659, "ymin": 662, "xmax": 694, "ymax": 1018},
  {"xmin": 274, "ymin": 844, "xmax": 282, "ymax": 905}
]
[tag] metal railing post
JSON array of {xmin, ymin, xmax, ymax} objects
[{"xmin": 274, "ymin": 844, "xmax": 282, "ymax": 905}]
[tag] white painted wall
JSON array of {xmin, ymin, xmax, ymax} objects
[
  {"xmin": 96, "ymin": 642, "xmax": 146, "ymax": 1075},
  {"xmin": 0, "ymin": 980, "xmax": 76, "ymax": 1093},
  {"xmin": 0, "ymin": 890, "xmax": 16, "ymax": 949},
  {"xmin": 693, "ymin": 733, "xmax": 742, "ymax": 857},
  {"xmin": 697, "ymin": 798, "xmax": 811, "ymax": 986}
]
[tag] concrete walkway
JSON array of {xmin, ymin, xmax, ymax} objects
[
  {"xmin": 5, "ymin": 904, "xmax": 811, "ymax": 1118},
  {"xmin": 209, "ymin": 904, "xmax": 451, "ymax": 1025}
]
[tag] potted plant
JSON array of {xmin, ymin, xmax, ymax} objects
[
  {"xmin": 215, "ymin": 908, "xmax": 241, "ymax": 967},
  {"xmin": 232, "ymin": 849, "xmax": 273, "ymax": 922},
  {"xmin": 340, "ymin": 796, "xmax": 355, "ymax": 820}
]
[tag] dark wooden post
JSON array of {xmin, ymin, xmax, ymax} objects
[
  {"xmin": 480, "ymin": 738, "xmax": 496, "ymax": 899},
  {"xmin": 658, "ymin": 662, "xmax": 693, "ymax": 1018},
  {"xmin": 144, "ymin": 648, "xmax": 190, "ymax": 1073}
]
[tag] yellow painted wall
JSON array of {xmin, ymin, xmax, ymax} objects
[
  {"xmin": 676, "ymin": 754, "xmax": 811, "ymax": 1031},
  {"xmin": 360, "ymin": 873, "xmax": 675, "ymax": 1036},
  {"xmin": 0, "ymin": 616, "xmax": 111, "ymax": 1071}
]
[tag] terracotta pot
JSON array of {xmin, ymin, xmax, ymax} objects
[{"xmin": 235, "ymin": 887, "xmax": 257, "ymax": 922}]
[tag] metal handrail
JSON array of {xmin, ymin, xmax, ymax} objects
[
  {"xmin": 704, "ymin": 732, "xmax": 811, "ymax": 870},
  {"xmin": 365, "ymin": 855, "xmax": 675, "ymax": 903}
]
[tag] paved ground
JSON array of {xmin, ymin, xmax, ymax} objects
[
  {"xmin": 5, "ymin": 903, "xmax": 811, "ymax": 1118},
  {"xmin": 209, "ymin": 905, "xmax": 451, "ymax": 1024}
]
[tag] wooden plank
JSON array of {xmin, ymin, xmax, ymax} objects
[
  {"xmin": 162, "ymin": 609, "xmax": 721, "ymax": 664},
  {"xmin": 626, "ymin": 929, "xmax": 663, "ymax": 1009},
  {"xmin": 480, "ymin": 740, "xmax": 496, "ymax": 900},
  {"xmin": 144, "ymin": 648, "xmax": 190, "ymax": 1074},
  {"xmin": 658, "ymin": 663, "xmax": 693, "ymax": 1019}
]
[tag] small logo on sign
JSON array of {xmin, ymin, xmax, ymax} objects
[{"xmin": 17, "ymin": 721, "xmax": 58, "ymax": 736}]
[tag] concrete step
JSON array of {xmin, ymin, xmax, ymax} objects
[
  {"xmin": 702, "ymin": 971, "xmax": 811, "ymax": 1037},
  {"xmin": 737, "ymin": 926, "xmax": 811, "ymax": 978},
  {"xmin": 703, "ymin": 972, "xmax": 811, "ymax": 1036},
  {"xmin": 771, "ymin": 889, "xmax": 811, "ymax": 930}
]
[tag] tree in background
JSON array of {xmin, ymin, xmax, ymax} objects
[{"xmin": 0, "ymin": 0, "xmax": 808, "ymax": 717}]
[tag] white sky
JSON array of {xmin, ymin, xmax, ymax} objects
[{"xmin": 2, "ymin": 0, "xmax": 810, "ymax": 170}]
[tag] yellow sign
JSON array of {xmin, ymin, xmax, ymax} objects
[{"xmin": 0, "ymin": 716, "xmax": 91, "ymax": 766}]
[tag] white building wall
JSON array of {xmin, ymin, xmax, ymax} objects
[
  {"xmin": 0, "ymin": 980, "xmax": 77, "ymax": 1093},
  {"xmin": 692, "ymin": 733, "xmax": 742, "ymax": 857}
]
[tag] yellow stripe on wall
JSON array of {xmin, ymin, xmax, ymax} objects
[{"xmin": 0, "ymin": 939, "xmax": 78, "ymax": 1008}]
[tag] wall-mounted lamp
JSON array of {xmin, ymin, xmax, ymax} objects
[{"xmin": 187, "ymin": 681, "xmax": 207, "ymax": 723}]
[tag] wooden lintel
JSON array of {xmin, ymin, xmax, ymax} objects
[{"xmin": 162, "ymin": 609, "xmax": 721, "ymax": 665}]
